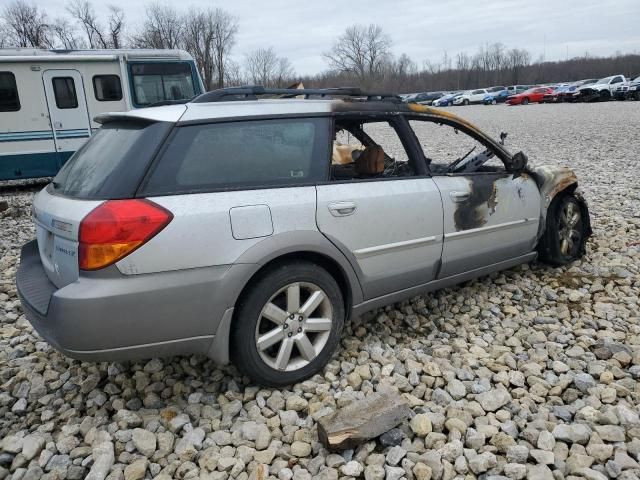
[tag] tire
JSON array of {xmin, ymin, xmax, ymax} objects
[
  {"xmin": 463, "ymin": 99, "xmax": 469, "ymax": 105},
  {"xmin": 491, "ymin": 99, "xmax": 497, "ymax": 105},
  {"xmin": 231, "ymin": 261, "xmax": 345, "ymax": 386},
  {"xmin": 522, "ymin": 97, "xmax": 529, "ymax": 105},
  {"xmin": 538, "ymin": 193, "xmax": 587, "ymax": 266},
  {"xmin": 600, "ymin": 90, "xmax": 611, "ymax": 101}
]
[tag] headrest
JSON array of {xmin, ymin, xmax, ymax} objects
[{"xmin": 355, "ymin": 145, "xmax": 384, "ymax": 176}]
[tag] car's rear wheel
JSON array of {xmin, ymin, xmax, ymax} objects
[
  {"xmin": 231, "ymin": 262, "xmax": 344, "ymax": 386},
  {"xmin": 522, "ymin": 97, "xmax": 529, "ymax": 105},
  {"xmin": 538, "ymin": 193, "xmax": 587, "ymax": 266}
]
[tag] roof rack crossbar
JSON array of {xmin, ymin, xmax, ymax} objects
[{"xmin": 191, "ymin": 86, "xmax": 401, "ymax": 103}]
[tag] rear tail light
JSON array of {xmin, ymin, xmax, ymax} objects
[{"xmin": 79, "ymin": 199, "xmax": 173, "ymax": 271}]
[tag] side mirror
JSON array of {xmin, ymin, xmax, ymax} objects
[
  {"xmin": 511, "ymin": 151, "xmax": 528, "ymax": 172},
  {"xmin": 499, "ymin": 132, "xmax": 508, "ymax": 145}
]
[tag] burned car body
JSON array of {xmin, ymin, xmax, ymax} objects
[{"xmin": 16, "ymin": 87, "xmax": 592, "ymax": 386}]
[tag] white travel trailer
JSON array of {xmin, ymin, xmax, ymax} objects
[{"xmin": 0, "ymin": 49, "xmax": 205, "ymax": 180}]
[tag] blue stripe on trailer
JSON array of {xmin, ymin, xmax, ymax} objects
[
  {"xmin": 0, "ymin": 129, "xmax": 91, "ymax": 142},
  {"xmin": 0, "ymin": 151, "xmax": 74, "ymax": 180}
]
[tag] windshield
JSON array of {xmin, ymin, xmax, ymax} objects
[
  {"xmin": 596, "ymin": 76, "xmax": 613, "ymax": 84},
  {"xmin": 52, "ymin": 121, "xmax": 171, "ymax": 198},
  {"xmin": 130, "ymin": 62, "xmax": 196, "ymax": 106}
]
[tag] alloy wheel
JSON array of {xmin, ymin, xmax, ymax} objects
[
  {"xmin": 558, "ymin": 201, "xmax": 582, "ymax": 257},
  {"xmin": 255, "ymin": 282, "xmax": 333, "ymax": 371}
]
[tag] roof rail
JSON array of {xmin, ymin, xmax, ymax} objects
[{"xmin": 191, "ymin": 85, "xmax": 401, "ymax": 103}]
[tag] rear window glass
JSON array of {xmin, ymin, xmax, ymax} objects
[
  {"xmin": 142, "ymin": 118, "xmax": 329, "ymax": 194},
  {"xmin": 93, "ymin": 75, "xmax": 122, "ymax": 101},
  {"xmin": 52, "ymin": 121, "xmax": 171, "ymax": 199},
  {"xmin": 52, "ymin": 77, "xmax": 78, "ymax": 109},
  {"xmin": 0, "ymin": 72, "xmax": 20, "ymax": 111}
]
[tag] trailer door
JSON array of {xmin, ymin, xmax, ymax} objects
[{"xmin": 42, "ymin": 69, "xmax": 92, "ymax": 167}]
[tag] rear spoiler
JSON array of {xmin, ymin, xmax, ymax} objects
[{"xmin": 94, "ymin": 105, "xmax": 187, "ymax": 125}]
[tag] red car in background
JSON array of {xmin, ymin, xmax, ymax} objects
[{"xmin": 506, "ymin": 87, "xmax": 554, "ymax": 105}]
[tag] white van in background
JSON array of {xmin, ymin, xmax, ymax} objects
[{"xmin": 0, "ymin": 49, "xmax": 205, "ymax": 181}]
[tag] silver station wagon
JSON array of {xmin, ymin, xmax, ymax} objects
[{"xmin": 17, "ymin": 86, "xmax": 591, "ymax": 386}]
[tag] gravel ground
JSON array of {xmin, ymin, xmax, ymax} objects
[{"xmin": 1, "ymin": 102, "xmax": 639, "ymax": 480}]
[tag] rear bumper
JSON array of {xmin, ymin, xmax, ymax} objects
[{"xmin": 16, "ymin": 240, "xmax": 251, "ymax": 363}]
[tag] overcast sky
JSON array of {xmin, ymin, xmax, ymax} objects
[{"xmin": 39, "ymin": 0, "xmax": 640, "ymax": 75}]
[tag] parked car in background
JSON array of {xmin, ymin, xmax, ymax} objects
[
  {"xmin": 432, "ymin": 92, "xmax": 461, "ymax": 106},
  {"xmin": 614, "ymin": 75, "xmax": 639, "ymax": 100},
  {"xmin": 487, "ymin": 86, "xmax": 507, "ymax": 93},
  {"xmin": 506, "ymin": 87, "xmax": 553, "ymax": 105},
  {"xmin": 542, "ymin": 85, "xmax": 579, "ymax": 103},
  {"xmin": 404, "ymin": 91, "xmax": 445, "ymax": 106},
  {"xmin": 577, "ymin": 74, "xmax": 626, "ymax": 102},
  {"xmin": 453, "ymin": 88, "xmax": 489, "ymax": 105},
  {"xmin": 507, "ymin": 85, "xmax": 529, "ymax": 96},
  {"xmin": 624, "ymin": 75, "xmax": 640, "ymax": 100},
  {"xmin": 483, "ymin": 90, "xmax": 510, "ymax": 104}
]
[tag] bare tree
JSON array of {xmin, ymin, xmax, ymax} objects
[
  {"xmin": 324, "ymin": 24, "xmax": 391, "ymax": 85},
  {"xmin": 210, "ymin": 8, "xmax": 238, "ymax": 89},
  {"xmin": 132, "ymin": 3, "xmax": 183, "ymax": 49},
  {"xmin": 245, "ymin": 47, "xmax": 295, "ymax": 88},
  {"xmin": 51, "ymin": 17, "xmax": 84, "ymax": 48},
  {"xmin": 67, "ymin": 0, "xmax": 107, "ymax": 48},
  {"xmin": 107, "ymin": 5, "xmax": 124, "ymax": 49},
  {"xmin": 183, "ymin": 9, "xmax": 216, "ymax": 90},
  {"xmin": 2, "ymin": 0, "xmax": 52, "ymax": 48},
  {"xmin": 223, "ymin": 58, "xmax": 244, "ymax": 86}
]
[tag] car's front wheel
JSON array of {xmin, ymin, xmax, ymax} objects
[
  {"xmin": 231, "ymin": 262, "xmax": 344, "ymax": 386},
  {"xmin": 522, "ymin": 97, "xmax": 530, "ymax": 105},
  {"xmin": 538, "ymin": 193, "xmax": 587, "ymax": 266}
]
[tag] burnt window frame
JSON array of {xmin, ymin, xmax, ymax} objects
[
  {"xmin": 52, "ymin": 76, "xmax": 78, "ymax": 109},
  {"xmin": 404, "ymin": 113, "xmax": 513, "ymax": 176},
  {"xmin": 0, "ymin": 71, "xmax": 21, "ymax": 112},
  {"xmin": 138, "ymin": 114, "xmax": 332, "ymax": 197},
  {"xmin": 92, "ymin": 74, "xmax": 123, "ymax": 102}
]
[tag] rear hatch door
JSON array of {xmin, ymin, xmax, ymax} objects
[{"xmin": 35, "ymin": 118, "xmax": 174, "ymax": 288}]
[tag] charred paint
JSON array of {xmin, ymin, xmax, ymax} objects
[{"xmin": 453, "ymin": 175, "xmax": 504, "ymax": 231}]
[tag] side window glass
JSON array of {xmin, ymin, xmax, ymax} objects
[
  {"xmin": 52, "ymin": 77, "xmax": 78, "ymax": 109},
  {"xmin": 409, "ymin": 119, "xmax": 504, "ymax": 175},
  {"xmin": 0, "ymin": 72, "xmax": 20, "ymax": 111},
  {"xmin": 330, "ymin": 119, "xmax": 416, "ymax": 182},
  {"xmin": 93, "ymin": 75, "xmax": 123, "ymax": 101},
  {"xmin": 143, "ymin": 118, "xmax": 329, "ymax": 194}
]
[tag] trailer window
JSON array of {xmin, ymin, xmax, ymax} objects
[
  {"xmin": 0, "ymin": 72, "xmax": 20, "ymax": 112},
  {"xmin": 130, "ymin": 62, "xmax": 196, "ymax": 106},
  {"xmin": 93, "ymin": 75, "xmax": 122, "ymax": 101},
  {"xmin": 52, "ymin": 77, "xmax": 78, "ymax": 109}
]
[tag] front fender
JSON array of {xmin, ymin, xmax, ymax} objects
[{"xmin": 527, "ymin": 164, "xmax": 592, "ymax": 239}]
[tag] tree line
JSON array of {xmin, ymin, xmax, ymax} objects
[{"xmin": 2, "ymin": 0, "xmax": 639, "ymax": 93}]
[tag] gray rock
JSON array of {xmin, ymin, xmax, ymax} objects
[
  {"xmin": 384, "ymin": 465, "xmax": 406, "ymax": 480},
  {"xmin": 131, "ymin": 429, "xmax": 156, "ymax": 457},
  {"xmin": 573, "ymin": 373, "xmax": 597, "ymax": 392},
  {"xmin": 85, "ymin": 442, "xmax": 114, "ymax": 480},
  {"xmin": 364, "ymin": 464, "xmax": 385, "ymax": 480},
  {"xmin": 378, "ymin": 428, "xmax": 404, "ymax": 447},
  {"xmin": 476, "ymin": 388, "xmax": 512, "ymax": 412},
  {"xmin": 385, "ymin": 445, "xmax": 407, "ymax": 466},
  {"xmin": 340, "ymin": 460, "xmax": 363, "ymax": 477},
  {"xmin": 552, "ymin": 424, "xmax": 592, "ymax": 444}
]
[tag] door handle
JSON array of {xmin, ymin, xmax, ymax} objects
[
  {"xmin": 53, "ymin": 121, "xmax": 63, "ymax": 129},
  {"xmin": 450, "ymin": 191, "xmax": 471, "ymax": 202},
  {"xmin": 328, "ymin": 201, "xmax": 357, "ymax": 217}
]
